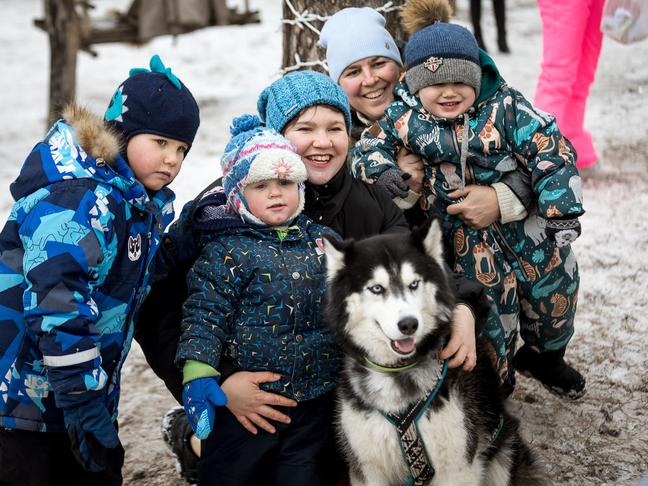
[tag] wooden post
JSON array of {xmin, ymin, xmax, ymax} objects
[
  {"xmin": 281, "ymin": 0, "xmax": 406, "ymax": 74},
  {"xmin": 43, "ymin": 0, "xmax": 81, "ymax": 126}
]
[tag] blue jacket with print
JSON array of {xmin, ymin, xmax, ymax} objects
[
  {"xmin": 175, "ymin": 211, "xmax": 340, "ymax": 402},
  {"xmin": 0, "ymin": 106, "xmax": 175, "ymax": 432}
]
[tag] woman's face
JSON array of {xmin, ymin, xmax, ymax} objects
[
  {"xmin": 282, "ymin": 106, "xmax": 348, "ymax": 186},
  {"xmin": 338, "ymin": 56, "xmax": 402, "ymax": 121}
]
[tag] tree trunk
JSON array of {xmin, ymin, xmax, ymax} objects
[
  {"xmin": 44, "ymin": 0, "xmax": 81, "ymax": 126},
  {"xmin": 281, "ymin": 0, "xmax": 406, "ymax": 74}
]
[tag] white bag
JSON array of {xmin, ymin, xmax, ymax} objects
[{"xmin": 601, "ymin": 0, "xmax": 648, "ymax": 44}]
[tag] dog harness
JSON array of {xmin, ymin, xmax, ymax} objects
[{"xmin": 380, "ymin": 359, "xmax": 448, "ymax": 486}]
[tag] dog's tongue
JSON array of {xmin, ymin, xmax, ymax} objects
[{"xmin": 393, "ymin": 338, "xmax": 415, "ymax": 354}]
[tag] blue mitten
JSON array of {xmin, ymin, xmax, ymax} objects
[
  {"xmin": 376, "ymin": 168, "xmax": 410, "ymax": 199},
  {"xmin": 182, "ymin": 377, "xmax": 228, "ymax": 440},
  {"xmin": 545, "ymin": 218, "xmax": 581, "ymax": 247},
  {"xmin": 55, "ymin": 390, "xmax": 121, "ymax": 472}
]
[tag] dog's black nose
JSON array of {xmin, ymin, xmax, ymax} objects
[{"xmin": 398, "ymin": 317, "xmax": 418, "ymax": 335}]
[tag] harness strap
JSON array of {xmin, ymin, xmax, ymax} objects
[{"xmin": 381, "ymin": 360, "xmax": 448, "ymax": 486}]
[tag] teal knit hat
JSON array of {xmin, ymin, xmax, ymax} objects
[{"xmin": 257, "ymin": 71, "xmax": 352, "ymax": 134}]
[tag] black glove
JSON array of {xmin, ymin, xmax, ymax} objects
[
  {"xmin": 55, "ymin": 390, "xmax": 121, "ymax": 472},
  {"xmin": 545, "ymin": 218, "xmax": 581, "ymax": 247},
  {"xmin": 376, "ymin": 168, "xmax": 410, "ymax": 199}
]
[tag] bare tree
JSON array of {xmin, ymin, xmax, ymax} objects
[
  {"xmin": 281, "ymin": 0, "xmax": 406, "ymax": 74},
  {"xmin": 42, "ymin": 0, "xmax": 84, "ymax": 126}
]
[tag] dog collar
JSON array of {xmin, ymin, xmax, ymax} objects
[{"xmin": 363, "ymin": 356, "xmax": 420, "ymax": 373}]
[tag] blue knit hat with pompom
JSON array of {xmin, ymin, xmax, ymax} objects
[
  {"xmin": 404, "ymin": 23, "xmax": 481, "ymax": 97},
  {"xmin": 257, "ymin": 71, "xmax": 351, "ymax": 134},
  {"xmin": 221, "ymin": 114, "xmax": 307, "ymax": 226},
  {"xmin": 104, "ymin": 54, "xmax": 200, "ymax": 148}
]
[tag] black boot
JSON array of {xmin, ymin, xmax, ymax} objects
[
  {"xmin": 513, "ymin": 345, "xmax": 586, "ymax": 399},
  {"xmin": 161, "ymin": 406, "xmax": 199, "ymax": 483}
]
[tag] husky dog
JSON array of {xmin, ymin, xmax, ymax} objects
[{"xmin": 324, "ymin": 219, "xmax": 544, "ymax": 486}]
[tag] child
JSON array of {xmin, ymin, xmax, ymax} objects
[
  {"xmin": 174, "ymin": 114, "xmax": 340, "ymax": 485},
  {"xmin": 0, "ymin": 55, "xmax": 199, "ymax": 485},
  {"xmin": 351, "ymin": 3, "xmax": 586, "ymax": 399}
]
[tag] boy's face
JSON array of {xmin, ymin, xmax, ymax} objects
[
  {"xmin": 418, "ymin": 83, "xmax": 476, "ymax": 119},
  {"xmin": 338, "ymin": 56, "xmax": 401, "ymax": 122},
  {"xmin": 126, "ymin": 134, "xmax": 188, "ymax": 191},
  {"xmin": 282, "ymin": 106, "xmax": 348, "ymax": 186},
  {"xmin": 243, "ymin": 179, "xmax": 300, "ymax": 226}
]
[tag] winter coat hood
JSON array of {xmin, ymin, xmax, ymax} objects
[{"xmin": 10, "ymin": 105, "xmax": 173, "ymax": 212}]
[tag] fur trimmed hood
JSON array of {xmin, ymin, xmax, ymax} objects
[
  {"xmin": 62, "ymin": 104, "xmax": 123, "ymax": 165},
  {"xmin": 9, "ymin": 104, "xmax": 174, "ymax": 213}
]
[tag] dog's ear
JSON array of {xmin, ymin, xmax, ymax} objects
[
  {"xmin": 413, "ymin": 217, "xmax": 445, "ymax": 266},
  {"xmin": 322, "ymin": 233, "xmax": 352, "ymax": 281}
]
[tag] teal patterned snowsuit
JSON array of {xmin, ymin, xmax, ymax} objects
[{"xmin": 351, "ymin": 52, "xmax": 584, "ymax": 387}]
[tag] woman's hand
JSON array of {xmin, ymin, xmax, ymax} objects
[
  {"xmin": 447, "ymin": 185, "xmax": 500, "ymax": 229},
  {"xmin": 439, "ymin": 304, "xmax": 477, "ymax": 371},
  {"xmin": 396, "ymin": 148, "xmax": 424, "ymax": 193},
  {"xmin": 220, "ymin": 371, "xmax": 297, "ymax": 434}
]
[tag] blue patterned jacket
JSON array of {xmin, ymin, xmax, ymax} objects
[
  {"xmin": 0, "ymin": 106, "xmax": 175, "ymax": 432},
  {"xmin": 175, "ymin": 212, "xmax": 340, "ymax": 401}
]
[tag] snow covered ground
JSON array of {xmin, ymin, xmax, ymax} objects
[{"xmin": 1, "ymin": 0, "xmax": 647, "ymax": 484}]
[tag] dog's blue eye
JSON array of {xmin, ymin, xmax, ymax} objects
[
  {"xmin": 409, "ymin": 280, "xmax": 420, "ymax": 290},
  {"xmin": 368, "ymin": 284, "xmax": 384, "ymax": 295}
]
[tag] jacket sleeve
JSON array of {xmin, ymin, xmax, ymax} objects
[
  {"xmin": 20, "ymin": 184, "xmax": 115, "ymax": 396},
  {"xmin": 350, "ymin": 116, "xmax": 403, "ymax": 183},
  {"xmin": 497, "ymin": 166, "xmax": 534, "ymax": 212},
  {"xmin": 508, "ymin": 90, "xmax": 584, "ymax": 220},
  {"xmin": 368, "ymin": 184, "xmax": 410, "ymax": 235},
  {"xmin": 451, "ymin": 271, "xmax": 491, "ymax": 334},
  {"xmin": 175, "ymin": 241, "xmax": 242, "ymax": 371}
]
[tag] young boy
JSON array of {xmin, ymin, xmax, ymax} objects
[
  {"xmin": 175, "ymin": 114, "xmax": 340, "ymax": 485},
  {"xmin": 351, "ymin": 12, "xmax": 586, "ymax": 398},
  {"xmin": 0, "ymin": 55, "xmax": 199, "ymax": 485}
]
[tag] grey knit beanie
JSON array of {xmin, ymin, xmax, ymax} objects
[{"xmin": 404, "ymin": 23, "xmax": 481, "ymax": 97}]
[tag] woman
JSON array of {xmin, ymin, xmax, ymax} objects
[
  {"xmin": 319, "ymin": 6, "xmax": 532, "ymax": 229},
  {"xmin": 147, "ymin": 72, "xmax": 487, "ymax": 484}
]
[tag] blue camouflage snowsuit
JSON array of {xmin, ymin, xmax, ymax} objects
[
  {"xmin": 351, "ymin": 52, "xmax": 584, "ymax": 387},
  {"xmin": 0, "ymin": 106, "xmax": 175, "ymax": 433}
]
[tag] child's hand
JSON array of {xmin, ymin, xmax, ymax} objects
[
  {"xmin": 182, "ymin": 377, "xmax": 227, "ymax": 440},
  {"xmin": 439, "ymin": 304, "xmax": 477, "ymax": 371},
  {"xmin": 220, "ymin": 371, "xmax": 297, "ymax": 435},
  {"xmin": 396, "ymin": 148, "xmax": 424, "ymax": 193},
  {"xmin": 447, "ymin": 185, "xmax": 500, "ymax": 229},
  {"xmin": 545, "ymin": 218, "xmax": 581, "ymax": 247},
  {"xmin": 55, "ymin": 390, "xmax": 121, "ymax": 472},
  {"xmin": 376, "ymin": 168, "xmax": 410, "ymax": 198}
]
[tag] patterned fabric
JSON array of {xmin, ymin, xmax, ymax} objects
[
  {"xmin": 176, "ymin": 215, "xmax": 340, "ymax": 402},
  {"xmin": 350, "ymin": 55, "xmax": 583, "ymax": 386},
  {"xmin": 381, "ymin": 360, "xmax": 447, "ymax": 486},
  {"xmin": 221, "ymin": 114, "xmax": 306, "ymax": 226},
  {"xmin": 0, "ymin": 109, "xmax": 175, "ymax": 432}
]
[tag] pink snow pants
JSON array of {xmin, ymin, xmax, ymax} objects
[{"xmin": 534, "ymin": 0, "xmax": 605, "ymax": 169}]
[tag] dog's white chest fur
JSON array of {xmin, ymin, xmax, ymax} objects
[{"xmin": 341, "ymin": 392, "xmax": 486, "ymax": 486}]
